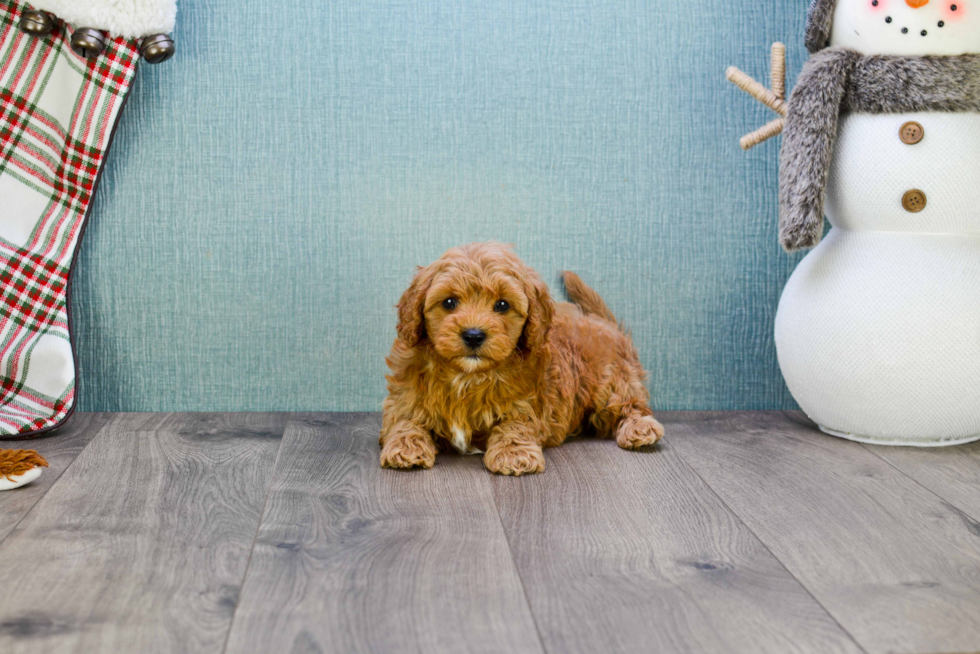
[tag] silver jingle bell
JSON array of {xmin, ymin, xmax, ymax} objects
[
  {"xmin": 140, "ymin": 34, "xmax": 176, "ymax": 64},
  {"xmin": 70, "ymin": 28, "xmax": 106, "ymax": 59},
  {"xmin": 19, "ymin": 10, "xmax": 55, "ymax": 37}
]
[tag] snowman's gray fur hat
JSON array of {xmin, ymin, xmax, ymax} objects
[{"xmin": 806, "ymin": 0, "xmax": 837, "ymax": 53}]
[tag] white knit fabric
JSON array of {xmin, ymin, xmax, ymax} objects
[
  {"xmin": 776, "ymin": 229, "xmax": 980, "ymax": 445},
  {"xmin": 826, "ymin": 112, "xmax": 980, "ymax": 235},
  {"xmin": 777, "ymin": 5, "xmax": 980, "ymax": 446},
  {"xmin": 780, "ymin": 110, "xmax": 980, "ymax": 444},
  {"xmin": 28, "ymin": 0, "xmax": 176, "ymax": 38}
]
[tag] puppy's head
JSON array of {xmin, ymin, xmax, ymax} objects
[{"xmin": 397, "ymin": 242, "xmax": 553, "ymax": 372}]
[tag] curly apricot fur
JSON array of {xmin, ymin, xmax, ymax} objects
[{"xmin": 381, "ymin": 242, "xmax": 662, "ymax": 475}]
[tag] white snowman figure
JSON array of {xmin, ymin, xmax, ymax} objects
[{"xmin": 732, "ymin": 0, "xmax": 980, "ymax": 445}]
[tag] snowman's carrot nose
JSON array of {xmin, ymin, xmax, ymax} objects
[{"xmin": 906, "ymin": 0, "xmax": 929, "ymax": 7}]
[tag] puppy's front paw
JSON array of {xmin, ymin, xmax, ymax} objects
[
  {"xmin": 483, "ymin": 442, "xmax": 545, "ymax": 476},
  {"xmin": 380, "ymin": 435, "xmax": 437, "ymax": 470},
  {"xmin": 616, "ymin": 415, "xmax": 665, "ymax": 450}
]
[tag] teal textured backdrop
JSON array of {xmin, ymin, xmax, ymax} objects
[{"xmin": 74, "ymin": 0, "xmax": 810, "ymax": 412}]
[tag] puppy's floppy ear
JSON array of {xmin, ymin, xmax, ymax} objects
[
  {"xmin": 396, "ymin": 265, "xmax": 435, "ymax": 347},
  {"xmin": 519, "ymin": 270, "xmax": 554, "ymax": 354}
]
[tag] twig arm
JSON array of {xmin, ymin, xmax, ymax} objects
[
  {"xmin": 726, "ymin": 43, "xmax": 789, "ymax": 150},
  {"xmin": 726, "ymin": 67, "xmax": 787, "ymax": 116},
  {"xmin": 740, "ymin": 118, "xmax": 785, "ymax": 151},
  {"xmin": 771, "ymin": 42, "xmax": 786, "ymax": 100}
]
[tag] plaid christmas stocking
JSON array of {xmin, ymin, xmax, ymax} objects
[{"xmin": 0, "ymin": 0, "xmax": 175, "ymax": 442}]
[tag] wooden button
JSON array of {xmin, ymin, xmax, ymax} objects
[
  {"xmin": 900, "ymin": 121, "xmax": 924, "ymax": 145},
  {"xmin": 902, "ymin": 189, "xmax": 927, "ymax": 213}
]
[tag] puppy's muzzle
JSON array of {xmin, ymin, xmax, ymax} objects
[{"xmin": 460, "ymin": 328, "xmax": 487, "ymax": 349}]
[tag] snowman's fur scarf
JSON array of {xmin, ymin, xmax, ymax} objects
[
  {"xmin": 27, "ymin": 0, "xmax": 176, "ymax": 39},
  {"xmin": 779, "ymin": 48, "xmax": 857, "ymax": 251},
  {"xmin": 805, "ymin": 0, "xmax": 837, "ymax": 54},
  {"xmin": 779, "ymin": 47, "xmax": 980, "ymax": 251}
]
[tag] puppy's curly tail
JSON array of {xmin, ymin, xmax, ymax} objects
[{"xmin": 561, "ymin": 271, "xmax": 617, "ymax": 325}]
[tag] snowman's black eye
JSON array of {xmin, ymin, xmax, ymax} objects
[
  {"xmin": 902, "ymin": 26, "xmax": 909, "ymax": 33},
  {"xmin": 872, "ymin": 0, "xmax": 878, "ymax": 5},
  {"xmin": 921, "ymin": 29, "xmax": 928, "ymax": 35},
  {"xmin": 951, "ymin": 4, "xmax": 958, "ymax": 10},
  {"xmin": 442, "ymin": 298, "xmax": 458, "ymax": 310},
  {"xmin": 886, "ymin": 16, "xmax": 893, "ymax": 22},
  {"xmin": 939, "ymin": 20, "xmax": 945, "ymax": 26}
]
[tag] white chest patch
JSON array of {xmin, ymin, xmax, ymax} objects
[{"xmin": 451, "ymin": 425, "xmax": 483, "ymax": 455}]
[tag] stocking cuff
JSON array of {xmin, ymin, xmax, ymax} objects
[{"xmin": 28, "ymin": 0, "xmax": 177, "ymax": 38}]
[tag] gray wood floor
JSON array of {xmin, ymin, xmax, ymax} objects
[{"xmin": 2, "ymin": 413, "xmax": 979, "ymax": 654}]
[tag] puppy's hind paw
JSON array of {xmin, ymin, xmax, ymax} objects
[
  {"xmin": 380, "ymin": 438, "xmax": 437, "ymax": 470},
  {"xmin": 616, "ymin": 415, "xmax": 665, "ymax": 450},
  {"xmin": 483, "ymin": 442, "xmax": 545, "ymax": 476}
]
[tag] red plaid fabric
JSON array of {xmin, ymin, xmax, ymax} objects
[{"xmin": 0, "ymin": 0, "xmax": 139, "ymax": 436}]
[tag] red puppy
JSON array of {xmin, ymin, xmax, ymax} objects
[{"xmin": 381, "ymin": 242, "xmax": 663, "ymax": 475}]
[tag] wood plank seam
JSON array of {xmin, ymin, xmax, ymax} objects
[
  {"xmin": 667, "ymin": 411, "xmax": 980, "ymax": 653},
  {"xmin": 668, "ymin": 438, "xmax": 870, "ymax": 654},
  {"xmin": 0, "ymin": 413, "xmax": 289, "ymax": 654},
  {"xmin": 488, "ymin": 481, "xmax": 552, "ymax": 654},
  {"xmin": 219, "ymin": 416, "xmax": 290, "ymax": 654},
  {"xmin": 858, "ymin": 443, "xmax": 980, "ymax": 532},
  {"xmin": 223, "ymin": 413, "xmax": 545, "ymax": 654},
  {"xmin": 0, "ymin": 414, "xmax": 112, "ymax": 549},
  {"xmin": 491, "ymin": 427, "xmax": 868, "ymax": 654}
]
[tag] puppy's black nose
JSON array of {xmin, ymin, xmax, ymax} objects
[{"xmin": 461, "ymin": 329, "xmax": 487, "ymax": 349}]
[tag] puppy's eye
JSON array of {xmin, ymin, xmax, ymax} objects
[
  {"xmin": 494, "ymin": 300, "xmax": 510, "ymax": 313},
  {"xmin": 442, "ymin": 298, "xmax": 458, "ymax": 310}
]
